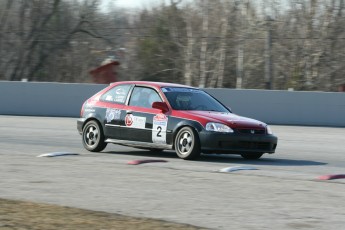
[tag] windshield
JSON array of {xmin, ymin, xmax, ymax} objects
[{"xmin": 162, "ymin": 87, "xmax": 230, "ymax": 112}]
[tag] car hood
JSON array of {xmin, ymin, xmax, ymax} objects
[{"xmin": 180, "ymin": 111, "xmax": 267, "ymax": 129}]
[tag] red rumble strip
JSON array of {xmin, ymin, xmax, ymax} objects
[{"xmin": 127, "ymin": 159, "xmax": 168, "ymax": 165}]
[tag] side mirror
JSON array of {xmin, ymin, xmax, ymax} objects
[{"xmin": 152, "ymin": 101, "xmax": 169, "ymax": 113}]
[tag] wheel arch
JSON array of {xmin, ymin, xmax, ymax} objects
[
  {"xmin": 172, "ymin": 120, "xmax": 203, "ymax": 149},
  {"xmin": 82, "ymin": 114, "xmax": 103, "ymax": 132}
]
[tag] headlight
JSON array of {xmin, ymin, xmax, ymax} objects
[
  {"xmin": 266, "ymin": 125, "xmax": 273, "ymax": 134},
  {"xmin": 206, "ymin": 122, "xmax": 234, "ymax": 133}
]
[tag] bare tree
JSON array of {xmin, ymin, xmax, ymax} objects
[
  {"xmin": 2, "ymin": 0, "xmax": 345, "ymax": 91},
  {"xmin": 0, "ymin": 0, "xmax": 116, "ymax": 82},
  {"xmin": 198, "ymin": 0, "xmax": 209, "ymax": 88}
]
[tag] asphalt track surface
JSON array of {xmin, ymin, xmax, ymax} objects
[{"xmin": 1, "ymin": 116, "xmax": 345, "ymax": 229}]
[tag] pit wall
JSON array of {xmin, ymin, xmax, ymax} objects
[{"xmin": 1, "ymin": 81, "xmax": 344, "ymax": 127}]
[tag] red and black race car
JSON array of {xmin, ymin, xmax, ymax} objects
[{"xmin": 77, "ymin": 81, "xmax": 278, "ymax": 160}]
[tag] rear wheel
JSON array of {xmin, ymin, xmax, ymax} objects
[
  {"xmin": 174, "ymin": 127, "xmax": 201, "ymax": 160},
  {"xmin": 82, "ymin": 120, "xmax": 107, "ymax": 152},
  {"xmin": 241, "ymin": 152, "xmax": 264, "ymax": 160}
]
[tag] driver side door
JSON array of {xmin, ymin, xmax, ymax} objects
[{"xmin": 121, "ymin": 86, "xmax": 166, "ymax": 143}]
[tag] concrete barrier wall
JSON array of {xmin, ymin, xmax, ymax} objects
[
  {"xmin": 0, "ymin": 81, "xmax": 344, "ymax": 126},
  {"xmin": 205, "ymin": 89, "xmax": 345, "ymax": 127},
  {"xmin": 0, "ymin": 82, "xmax": 106, "ymax": 117}
]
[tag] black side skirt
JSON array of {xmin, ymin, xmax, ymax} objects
[{"xmin": 105, "ymin": 138, "xmax": 173, "ymax": 150}]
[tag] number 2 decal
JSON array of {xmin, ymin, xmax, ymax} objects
[
  {"xmin": 152, "ymin": 114, "xmax": 168, "ymax": 144},
  {"xmin": 156, "ymin": 126, "xmax": 162, "ymax": 137}
]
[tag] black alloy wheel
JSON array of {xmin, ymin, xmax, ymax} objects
[
  {"xmin": 174, "ymin": 127, "xmax": 201, "ymax": 160},
  {"xmin": 82, "ymin": 120, "xmax": 107, "ymax": 152}
]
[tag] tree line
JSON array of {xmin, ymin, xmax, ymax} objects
[{"xmin": 1, "ymin": 0, "xmax": 345, "ymax": 91}]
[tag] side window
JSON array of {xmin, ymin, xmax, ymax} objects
[
  {"xmin": 100, "ymin": 84, "xmax": 131, "ymax": 104},
  {"xmin": 129, "ymin": 87, "xmax": 162, "ymax": 108}
]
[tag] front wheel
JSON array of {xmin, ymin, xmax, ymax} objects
[
  {"xmin": 241, "ymin": 152, "xmax": 264, "ymax": 160},
  {"xmin": 174, "ymin": 127, "xmax": 201, "ymax": 160},
  {"xmin": 82, "ymin": 120, "xmax": 107, "ymax": 152}
]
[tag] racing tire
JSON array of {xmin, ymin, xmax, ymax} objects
[
  {"xmin": 174, "ymin": 127, "xmax": 201, "ymax": 160},
  {"xmin": 241, "ymin": 152, "xmax": 264, "ymax": 160},
  {"xmin": 82, "ymin": 120, "xmax": 107, "ymax": 152}
]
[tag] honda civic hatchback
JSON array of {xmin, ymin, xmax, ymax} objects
[{"xmin": 77, "ymin": 81, "xmax": 278, "ymax": 160}]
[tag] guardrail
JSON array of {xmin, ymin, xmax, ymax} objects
[{"xmin": 1, "ymin": 81, "xmax": 344, "ymax": 126}]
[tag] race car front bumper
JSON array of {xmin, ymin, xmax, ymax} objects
[{"xmin": 199, "ymin": 131, "xmax": 278, "ymax": 154}]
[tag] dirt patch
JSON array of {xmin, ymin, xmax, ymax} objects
[{"xmin": 0, "ymin": 198, "xmax": 206, "ymax": 230}]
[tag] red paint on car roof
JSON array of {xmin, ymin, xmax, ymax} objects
[{"xmin": 111, "ymin": 81, "xmax": 196, "ymax": 89}]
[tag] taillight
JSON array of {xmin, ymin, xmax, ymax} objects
[{"xmin": 80, "ymin": 101, "xmax": 86, "ymax": 117}]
